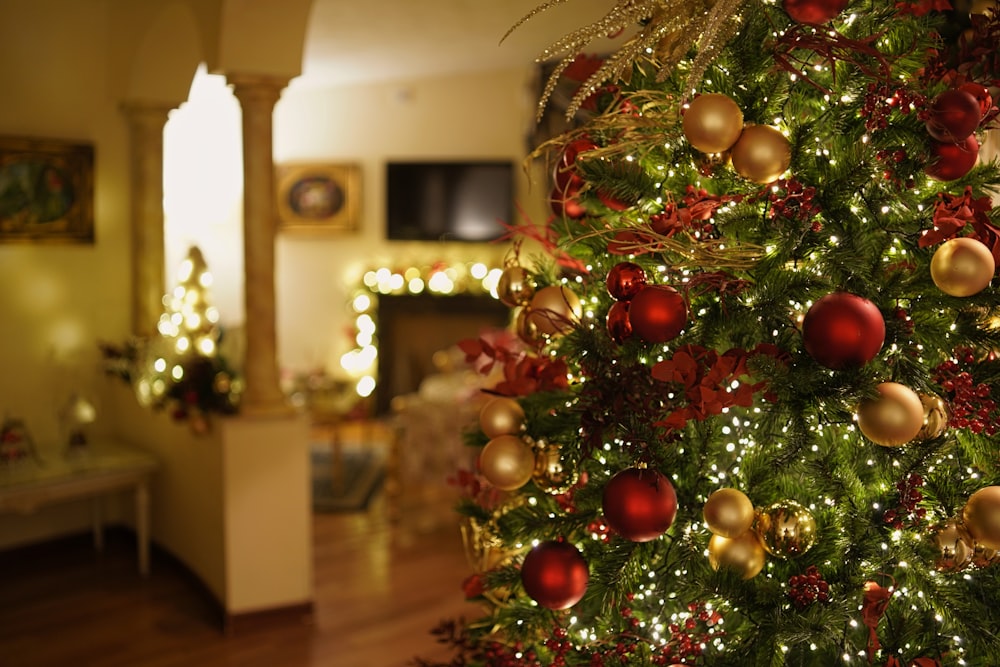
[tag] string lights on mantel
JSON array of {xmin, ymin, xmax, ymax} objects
[{"xmin": 339, "ymin": 261, "xmax": 505, "ymax": 398}]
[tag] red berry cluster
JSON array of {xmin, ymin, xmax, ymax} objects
[
  {"xmin": 654, "ymin": 601, "xmax": 723, "ymax": 664},
  {"xmin": 762, "ymin": 178, "xmax": 820, "ymax": 226},
  {"xmin": 861, "ymin": 82, "xmax": 926, "ymax": 131},
  {"xmin": 933, "ymin": 349, "xmax": 1000, "ymax": 435},
  {"xmin": 882, "ymin": 473, "xmax": 926, "ymax": 529},
  {"xmin": 874, "ymin": 148, "xmax": 916, "ymax": 189},
  {"xmin": 788, "ymin": 566, "xmax": 831, "ymax": 609}
]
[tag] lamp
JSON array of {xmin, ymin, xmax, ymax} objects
[{"xmin": 62, "ymin": 394, "xmax": 97, "ymax": 449}]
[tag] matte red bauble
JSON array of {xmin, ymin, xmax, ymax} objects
[
  {"xmin": 606, "ymin": 300, "xmax": 632, "ymax": 344},
  {"xmin": 550, "ymin": 184, "xmax": 586, "ymax": 220},
  {"xmin": 627, "ymin": 285, "xmax": 687, "ymax": 343},
  {"xmin": 520, "ymin": 540, "xmax": 589, "ymax": 609},
  {"xmin": 925, "ymin": 89, "xmax": 983, "ymax": 143},
  {"xmin": 926, "ymin": 134, "xmax": 980, "ymax": 182},
  {"xmin": 602, "ymin": 467, "xmax": 678, "ymax": 542},
  {"xmin": 802, "ymin": 292, "xmax": 885, "ymax": 370},
  {"xmin": 606, "ymin": 262, "xmax": 648, "ymax": 301},
  {"xmin": 783, "ymin": 0, "xmax": 849, "ymax": 23}
]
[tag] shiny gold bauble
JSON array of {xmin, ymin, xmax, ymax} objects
[
  {"xmin": 754, "ymin": 499, "xmax": 818, "ymax": 559},
  {"xmin": 971, "ymin": 0, "xmax": 998, "ymax": 14},
  {"xmin": 707, "ymin": 531, "xmax": 767, "ymax": 579},
  {"xmin": 532, "ymin": 439, "xmax": 578, "ymax": 495},
  {"xmin": 527, "ymin": 285, "xmax": 582, "ymax": 337},
  {"xmin": 497, "ymin": 266, "xmax": 536, "ymax": 307},
  {"xmin": 915, "ymin": 393, "xmax": 950, "ymax": 441},
  {"xmin": 514, "ymin": 306, "xmax": 544, "ymax": 346},
  {"xmin": 932, "ymin": 518, "xmax": 975, "ymax": 572},
  {"xmin": 479, "ymin": 396, "xmax": 525, "ymax": 439},
  {"xmin": 962, "ymin": 486, "xmax": 1000, "ymax": 551},
  {"xmin": 730, "ymin": 124, "xmax": 792, "ymax": 184},
  {"xmin": 971, "ymin": 541, "xmax": 1000, "ymax": 568},
  {"xmin": 682, "ymin": 93, "xmax": 744, "ymax": 154},
  {"xmin": 930, "ymin": 237, "xmax": 995, "ymax": 297},
  {"xmin": 856, "ymin": 382, "xmax": 925, "ymax": 447},
  {"xmin": 703, "ymin": 488, "xmax": 756, "ymax": 538},
  {"xmin": 479, "ymin": 434, "xmax": 536, "ymax": 491}
]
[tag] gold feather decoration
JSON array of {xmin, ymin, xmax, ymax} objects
[{"xmin": 503, "ymin": 0, "xmax": 747, "ymax": 122}]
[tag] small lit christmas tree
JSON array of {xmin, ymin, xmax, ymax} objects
[
  {"xmin": 421, "ymin": 1, "xmax": 1000, "ymax": 666},
  {"xmin": 104, "ymin": 246, "xmax": 239, "ymax": 431}
]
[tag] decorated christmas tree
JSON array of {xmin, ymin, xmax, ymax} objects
[
  {"xmin": 422, "ymin": 1, "xmax": 1000, "ymax": 665},
  {"xmin": 101, "ymin": 246, "xmax": 240, "ymax": 431}
]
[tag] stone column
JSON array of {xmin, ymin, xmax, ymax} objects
[
  {"xmin": 121, "ymin": 102, "xmax": 174, "ymax": 337},
  {"xmin": 228, "ymin": 74, "xmax": 291, "ymax": 415}
]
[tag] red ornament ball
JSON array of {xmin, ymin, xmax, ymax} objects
[
  {"xmin": 602, "ymin": 467, "xmax": 678, "ymax": 542},
  {"xmin": 549, "ymin": 184, "xmax": 586, "ymax": 220},
  {"xmin": 606, "ymin": 300, "xmax": 632, "ymax": 344},
  {"xmin": 520, "ymin": 540, "xmax": 589, "ymax": 609},
  {"xmin": 926, "ymin": 134, "xmax": 980, "ymax": 182},
  {"xmin": 958, "ymin": 82, "xmax": 993, "ymax": 118},
  {"xmin": 925, "ymin": 89, "xmax": 983, "ymax": 143},
  {"xmin": 627, "ymin": 285, "xmax": 687, "ymax": 343},
  {"xmin": 606, "ymin": 262, "xmax": 648, "ymax": 300},
  {"xmin": 783, "ymin": 0, "xmax": 849, "ymax": 24},
  {"xmin": 802, "ymin": 292, "xmax": 885, "ymax": 370}
]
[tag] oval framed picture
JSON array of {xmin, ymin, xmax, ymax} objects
[{"xmin": 276, "ymin": 163, "xmax": 360, "ymax": 232}]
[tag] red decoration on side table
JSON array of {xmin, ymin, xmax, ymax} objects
[
  {"xmin": 520, "ymin": 540, "xmax": 589, "ymax": 609},
  {"xmin": 627, "ymin": 285, "xmax": 687, "ymax": 343},
  {"xmin": 802, "ymin": 292, "xmax": 885, "ymax": 370},
  {"xmin": 602, "ymin": 467, "xmax": 678, "ymax": 542}
]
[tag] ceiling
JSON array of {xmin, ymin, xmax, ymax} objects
[{"xmin": 296, "ymin": 0, "xmax": 620, "ymax": 88}]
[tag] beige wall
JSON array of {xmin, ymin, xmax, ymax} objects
[{"xmin": 273, "ymin": 67, "xmax": 545, "ymax": 373}]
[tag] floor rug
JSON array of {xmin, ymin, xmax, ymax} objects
[{"xmin": 311, "ymin": 448, "xmax": 385, "ymax": 512}]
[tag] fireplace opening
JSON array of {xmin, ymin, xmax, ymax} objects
[{"xmin": 374, "ymin": 293, "xmax": 511, "ymax": 415}]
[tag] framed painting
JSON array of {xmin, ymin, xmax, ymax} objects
[
  {"xmin": 276, "ymin": 162, "xmax": 360, "ymax": 233},
  {"xmin": 0, "ymin": 136, "xmax": 95, "ymax": 243}
]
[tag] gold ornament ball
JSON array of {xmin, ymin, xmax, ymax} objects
[
  {"xmin": 971, "ymin": 541, "xmax": 1000, "ymax": 568},
  {"xmin": 682, "ymin": 93, "xmax": 744, "ymax": 154},
  {"xmin": 707, "ymin": 532, "xmax": 767, "ymax": 579},
  {"xmin": 971, "ymin": 0, "xmax": 998, "ymax": 14},
  {"xmin": 515, "ymin": 306, "xmax": 543, "ymax": 346},
  {"xmin": 730, "ymin": 124, "xmax": 792, "ymax": 184},
  {"xmin": 479, "ymin": 434, "xmax": 536, "ymax": 491},
  {"xmin": 703, "ymin": 488, "xmax": 756, "ymax": 538},
  {"xmin": 962, "ymin": 486, "xmax": 1000, "ymax": 551},
  {"xmin": 755, "ymin": 500, "xmax": 818, "ymax": 559},
  {"xmin": 479, "ymin": 396, "xmax": 525, "ymax": 439},
  {"xmin": 856, "ymin": 382, "xmax": 926, "ymax": 447},
  {"xmin": 932, "ymin": 518, "xmax": 974, "ymax": 572},
  {"xmin": 497, "ymin": 266, "xmax": 536, "ymax": 307},
  {"xmin": 527, "ymin": 285, "xmax": 582, "ymax": 337},
  {"xmin": 916, "ymin": 393, "xmax": 950, "ymax": 441},
  {"xmin": 930, "ymin": 237, "xmax": 995, "ymax": 297},
  {"xmin": 532, "ymin": 440, "xmax": 578, "ymax": 495}
]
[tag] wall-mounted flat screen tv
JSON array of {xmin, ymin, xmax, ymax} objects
[{"xmin": 385, "ymin": 160, "xmax": 514, "ymax": 242}]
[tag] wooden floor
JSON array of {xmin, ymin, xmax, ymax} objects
[{"xmin": 0, "ymin": 474, "xmax": 483, "ymax": 667}]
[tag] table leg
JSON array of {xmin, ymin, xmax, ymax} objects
[
  {"xmin": 92, "ymin": 496, "xmax": 104, "ymax": 552},
  {"xmin": 136, "ymin": 480, "xmax": 150, "ymax": 576}
]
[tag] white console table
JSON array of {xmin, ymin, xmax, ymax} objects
[{"xmin": 0, "ymin": 442, "xmax": 158, "ymax": 575}]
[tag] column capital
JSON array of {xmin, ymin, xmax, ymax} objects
[{"xmin": 227, "ymin": 73, "xmax": 291, "ymax": 106}]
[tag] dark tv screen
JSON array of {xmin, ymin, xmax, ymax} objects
[{"xmin": 385, "ymin": 161, "xmax": 513, "ymax": 242}]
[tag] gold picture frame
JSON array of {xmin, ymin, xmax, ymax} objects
[
  {"xmin": 276, "ymin": 163, "xmax": 360, "ymax": 232},
  {"xmin": 0, "ymin": 136, "xmax": 95, "ymax": 243}
]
